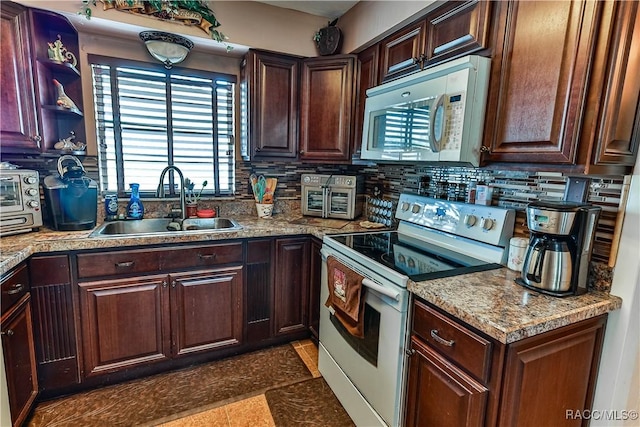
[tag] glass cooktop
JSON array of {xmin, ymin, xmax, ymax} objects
[{"xmin": 328, "ymin": 231, "xmax": 502, "ymax": 281}]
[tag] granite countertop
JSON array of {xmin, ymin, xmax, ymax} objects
[
  {"xmin": 0, "ymin": 213, "xmax": 623, "ymax": 344},
  {"xmin": 0, "ymin": 213, "xmax": 371, "ymax": 275},
  {"xmin": 409, "ymin": 267, "xmax": 622, "ymax": 344}
]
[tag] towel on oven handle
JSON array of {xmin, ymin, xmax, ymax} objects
[{"xmin": 325, "ymin": 256, "xmax": 366, "ymax": 338}]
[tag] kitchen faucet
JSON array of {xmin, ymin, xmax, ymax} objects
[{"xmin": 156, "ymin": 165, "xmax": 186, "ymax": 220}]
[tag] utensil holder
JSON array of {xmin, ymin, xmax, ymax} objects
[{"xmin": 256, "ymin": 203, "xmax": 273, "ymax": 218}]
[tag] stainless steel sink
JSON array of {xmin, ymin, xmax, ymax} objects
[{"xmin": 89, "ymin": 218, "xmax": 242, "ymax": 237}]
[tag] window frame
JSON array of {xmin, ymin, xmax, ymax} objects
[{"xmin": 88, "ymin": 54, "xmax": 236, "ymax": 198}]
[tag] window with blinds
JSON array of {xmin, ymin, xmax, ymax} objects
[{"xmin": 90, "ymin": 58, "xmax": 235, "ymax": 197}]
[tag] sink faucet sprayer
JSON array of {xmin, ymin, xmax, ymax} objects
[{"xmin": 156, "ymin": 165, "xmax": 186, "ymax": 220}]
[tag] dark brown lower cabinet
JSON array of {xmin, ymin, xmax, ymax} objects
[
  {"xmin": 79, "ymin": 275, "xmax": 170, "ymax": 377},
  {"xmin": 406, "ymin": 298, "xmax": 607, "ymax": 427},
  {"xmin": 171, "ymin": 268, "xmax": 243, "ymax": 356},
  {"xmin": 1, "ymin": 295, "xmax": 38, "ymax": 427},
  {"xmin": 274, "ymin": 237, "xmax": 310, "ymax": 336},
  {"xmin": 79, "ymin": 267, "xmax": 243, "ymax": 377},
  {"xmin": 406, "ymin": 337, "xmax": 488, "ymax": 427},
  {"xmin": 29, "ymin": 255, "xmax": 80, "ymax": 392}
]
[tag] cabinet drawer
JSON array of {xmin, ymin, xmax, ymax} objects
[
  {"xmin": 413, "ymin": 299, "xmax": 492, "ymax": 382},
  {"xmin": 77, "ymin": 249, "xmax": 163, "ymax": 278},
  {"xmin": 1, "ymin": 263, "xmax": 30, "ymax": 314},
  {"xmin": 162, "ymin": 242, "xmax": 243, "ymax": 270}
]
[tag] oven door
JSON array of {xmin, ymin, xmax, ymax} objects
[
  {"xmin": 0, "ymin": 175, "xmax": 24, "ymax": 214},
  {"xmin": 318, "ymin": 247, "xmax": 409, "ymax": 427},
  {"xmin": 301, "ymin": 185, "xmax": 326, "ymax": 217},
  {"xmin": 327, "ymin": 188, "xmax": 355, "ymax": 219}
]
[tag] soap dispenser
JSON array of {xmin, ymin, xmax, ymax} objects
[{"xmin": 127, "ymin": 183, "xmax": 144, "ymax": 219}]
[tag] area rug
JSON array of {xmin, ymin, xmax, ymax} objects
[
  {"xmin": 265, "ymin": 377, "xmax": 355, "ymax": 426},
  {"xmin": 28, "ymin": 344, "xmax": 312, "ymax": 427}
]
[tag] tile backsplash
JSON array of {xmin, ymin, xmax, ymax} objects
[{"xmin": 3, "ymin": 153, "xmax": 628, "ymax": 287}]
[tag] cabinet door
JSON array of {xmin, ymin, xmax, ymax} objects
[
  {"xmin": 483, "ymin": 0, "xmax": 600, "ymax": 164},
  {"xmin": 245, "ymin": 239, "xmax": 273, "ymax": 342},
  {"xmin": 299, "ymin": 55, "xmax": 356, "ymax": 162},
  {"xmin": 79, "ymin": 275, "xmax": 170, "ymax": 377},
  {"xmin": 424, "ymin": 0, "xmax": 492, "ymax": 66},
  {"xmin": 583, "ymin": 1, "xmax": 639, "ymax": 172},
  {"xmin": 274, "ymin": 237, "xmax": 310, "ymax": 336},
  {"xmin": 1, "ymin": 296, "xmax": 38, "ymax": 427},
  {"xmin": 241, "ymin": 50, "xmax": 299, "ymax": 160},
  {"xmin": 498, "ymin": 315, "xmax": 606, "ymax": 427},
  {"xmin": 171, "ymin": 267, "xmax": 243, "ymax": 356},
  {"xmin": 308, "ymin": 237, "xmax": 322, "ymax": 340},
  {"xmin": 379, "ymin": 20, "xmax": 426, "ymax": 82},
  {"xmin": 30, "ymin": 255, "xmax": 80, "ymax": 392},
  {"xmin": 406, "ymin": 337, "xmax": 488, "ymax": 427},
  {"xmin": 0, "ymin": 2, "xmax": 40, "ymax": 152},
  {"xmin": 353, "ymin": 44, "xmax": 380, "ymax": 161}
]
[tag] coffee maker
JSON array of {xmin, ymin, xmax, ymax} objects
[{"xmin": 517, "ymin": 201, "xmax": 601, "ymax": 297}]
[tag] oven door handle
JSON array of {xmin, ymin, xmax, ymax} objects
[
  {"xmin": 321, "ymin": 249, "xmax": 401, "ymax": 301},
  {"xmin": 362, "ymin": 278, "xmax": 400, "ymax": 301}
]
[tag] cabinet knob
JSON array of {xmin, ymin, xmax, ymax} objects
[
  {"xmin": 405, "ymin": 348, "xmax": 416, "ymax": 357},
  {"xmin": 198, "ymin": 253, "xmax": 217, "ymax": 260},
  {"xmin": 0, "ymin": 330, "xmax": 14, "ymax": 336},
  {"xmin": 30, "ymin": 135, "xmax": 42, "ymax": 142},
  {"xmin": 162, "ymin": 280, "xmax": 168, "ymax": 288},
  {"xmin": 171, "ymin": 280, "xmax": 177, "ymax": 288}
]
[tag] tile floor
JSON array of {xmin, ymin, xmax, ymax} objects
[{"xmin": 158, "ymin": 340, "xmax": 322, "ymax": 427}]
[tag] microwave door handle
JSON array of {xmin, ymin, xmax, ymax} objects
[
  {"xmin": 430, "ymin": 94, "xmax": 445, "ymax": 153},
  {"xmin": 323, "ymin": 187, "xmax": 329, "ymax": 218}
]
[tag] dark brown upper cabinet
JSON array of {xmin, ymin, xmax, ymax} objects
[
  {"xmin": 242, "ymin": 50, "xmax": 356, "ymax": 163},
  {"xmin": 378, "ymin": 20, "xmax": 427, "ymax": 83},
  {"xmin": 482, "ymin": 0, "xmax": 600, "ymax": 165},
  {"xmin": 378, "ymin": 1, "xmax": 491, "ymax": 83},
  {"xmin": 240, "ymin": 50, "xmax": 300, "ymax": 160},
  {"xmin": 299, "ymin": 55, "xmax": 356, "ymax": 162},
  {"xmin": 353, "ymin": 44, "xmax": 380, "ymax": 161},
  {"xmin": 578, "ymin": 0, "xmax": 639, "ymax": 174},
  {"xmin": 0, "ymin": 2, "xmax": 41, "ymax": 153}
]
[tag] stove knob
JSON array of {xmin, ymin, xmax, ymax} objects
[
  {"xmin": 411, "ymin": 204, "xmax": 422, "ymax": 214},
  {"xmin": 401, "ymin": 202, "xmax": 410, "ymax": 211},
  {"xmin": 25, "ymin": 188, "xmax": 39, "ymax": 196},
  {"xmin": 481, "ymin": 217, "xmax": 494, "ymax": 231},
  {"xmin": 23, "ymin": 176, "xmax": 37, "ymax": 185},
  {"xmin": 464, "ymin": 214, "xmax": 477, "ymax": 227},
  {"xmin": 27, "ymin": 200, "xmax": 40, "ymax": 208}
]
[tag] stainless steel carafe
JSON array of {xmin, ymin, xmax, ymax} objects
[
  {"xmin": 521, "ymin": 236, "xmax": 573, "ymax": 292},
  {"xmin": 517, "ymin": 201, "xmax": 601, "ymax": 297}
]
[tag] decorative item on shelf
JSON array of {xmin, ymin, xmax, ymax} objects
[
  {"xmin": 47, "ymin": 34, "xmax": 78, "ymax": 66},
  {"xmin": 52, "ymin": 79, "xmax": 80, "ymax": 113},
  {"xmin": 250, "ymin": 174, "xmax": 276, "ymax": 218},
  {"xmin": 313, "ymin": 18, "xmax": 342, "ymax": 56},
  {"xmin": 79, "ymin": 0, "xmax": 232, "ymax": 51},
  {"xmin": 139, "ymin": 31, "xmax": 193, "ymax": 69},
  {"xmin": 54, "ymin": 131, "xmax": 86, "ymax": 154}
]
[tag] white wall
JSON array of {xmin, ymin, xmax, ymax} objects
[{"xmin": 592, "ymin": 153, "xmax": 640, "ymax": 426}]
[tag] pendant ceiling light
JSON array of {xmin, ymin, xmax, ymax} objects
[{"xmin": 139, "ymin": 31, "xmax": 194, "ymax": 69}]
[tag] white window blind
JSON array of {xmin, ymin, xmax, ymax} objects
[{"xmin": 90, "ymin": 59, "xmax": 235, "ymax": 196}]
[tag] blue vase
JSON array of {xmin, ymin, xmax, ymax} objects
[{"xmin": 127, "ymin": 183, "xmax": 144, "ymax": 219}]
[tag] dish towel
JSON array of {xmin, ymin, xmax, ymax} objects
[{"xmin": 325, "ymin": 256, "xmax": 366, "ymax": 338}]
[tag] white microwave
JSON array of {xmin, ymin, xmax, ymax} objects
[{"xmin": 361, "ymin": 55, "xmax": 491, "ymax": 166}]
